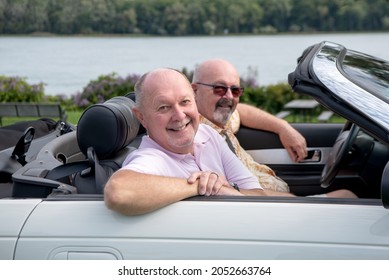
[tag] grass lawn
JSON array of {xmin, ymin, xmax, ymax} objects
[
  {"xmin": 0, "ymin": 110, "xmax": 83, "ymax": 126},
  {"xmin": 283, "ymin": 114, "xmax": 346, "ymax": 124},
  {"xmin": 1, "ymin": 110, "xmax": 346, "ymax": 127}
]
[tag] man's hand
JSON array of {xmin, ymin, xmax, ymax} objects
[
  {"xmin": 278, "ymin": 125, "xmax": 307, "ymax": 162},
  {"xmin": 187, "ymin": 171, "xmax": 242, "ymax": 196},
  {"xmin": 236, "ymin": 103, "xmax": 307, "ymax": 162}
]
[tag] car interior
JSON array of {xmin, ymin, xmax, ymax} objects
[
  {"xmin": 237, "ymin": 122, "xmax": 389, "ymax": 199},
  {"xmin": 0, "ymin": 89, "xmax": 384, "ymax": 206},
  {"xmin": 0, "ymin": 70, "xmax": 386, "ymax": 210},
  {"xmin": 9, "ymin": 94, "xmax": 142, "ymax": 198}
]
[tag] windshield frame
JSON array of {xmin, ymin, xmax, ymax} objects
[{"xmin": 311, "ymin": 42, "xmax": 389, "ymax": 131}]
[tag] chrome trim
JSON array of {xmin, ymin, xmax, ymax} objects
[
  {"xmin": 312, "ymin": 42, "xmax": 389, "ymax": 131},
  {"xmin": 247, "ymin": 148, "xmax": 332, "ymax": 165}
]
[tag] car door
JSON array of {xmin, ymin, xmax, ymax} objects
[
  {"xmin": 235, "ymin": 123, "xmax": 344, "ymax": 195},
  {"xmin": 0, "ymin": 199, "xmax": 41, "ymax": 259},
  {"xmin": 12, "ymin": 196, "xmax": 389, "ymax": 260}
]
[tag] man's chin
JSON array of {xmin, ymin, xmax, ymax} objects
[{"xmin": 213, "ymin": 110, "xmax": 232, "ymax": 125}]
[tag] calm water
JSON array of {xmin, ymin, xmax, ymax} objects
[{"xmin": 1, "ymin": 33, "xmax": 389, "ymax": 96}]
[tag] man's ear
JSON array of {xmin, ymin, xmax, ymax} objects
[
  {"xmin": 191, "ymin": 83, "xmax": 198, "ymax": 96},
  {"xmin": 132, "ymin": 107, "xmax": 147, "ymax": 129}
]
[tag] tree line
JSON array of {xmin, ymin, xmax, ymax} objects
[{"xmin": 0, "ymin": 0, "xmax": 388, "ymax": 35}]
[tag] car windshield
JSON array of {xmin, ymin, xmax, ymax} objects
[{"xmin": 342, "ymin": 50, "xmax": 389, "ymax": 103}]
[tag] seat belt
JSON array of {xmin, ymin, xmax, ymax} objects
[
  {"xmin": 46, "ymin": 147, "xmax": 107, "ymax": 194},
  {"xmin": 221, "ymin": 131, "xmax": 236, "ymax": 155}
]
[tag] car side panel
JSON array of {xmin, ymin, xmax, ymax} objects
[
  {"xmin": 235, "ymin": 123, "xmax": 344, "ymax": 151},
  {"xmin": 235, "ymin": 123, "xmax": 344, "ymax": 194},
  {"xmin": 14, "ymin": 200, "xmax": 389, "ymax": 259},
  {"xmin": 0, "ymin": 199, "xmax": 41, "ymax": 260},
  {"xmin": 235, "ymin": 123, "xmax": 343, "ymax": 168}
]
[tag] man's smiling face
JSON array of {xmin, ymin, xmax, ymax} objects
[{"xmin": 135, "ymin": 69, "xmax": 199, "ymax": 154}]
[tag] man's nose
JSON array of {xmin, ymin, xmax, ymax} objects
[
  {"xmin": 172, "ymin": 106, "xmax": 186, "ymax": 119},
  {"xmin": 223, "ymin": 88, "xmax": 235, "ymax": 99}
]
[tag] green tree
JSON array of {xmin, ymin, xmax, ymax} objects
[
  {"xmin": 0, "ymin": 0, "xmax": 7, "ymax": 32},
  {"xmin": 363, "ymin": 0, "xmax": 389, "ymax": 30},
  {"xmin": 225, "ymin": 3, "xmax": 245, "ymax": 33},
  {"xmin": 134, "ymin": 0, "xmax": 162, "ymax": 34},
  {"xmin": 260, "ymin": 0, "xmax": 292, "ymax": 32},
  {"xmin": 3, "ymin": 0, "xmax": 28, "ymax": 33},
  {"xmin": 47, "ymin": 0, "xmax": 79, "ymax": 34},
  {"xmin": 114, "ymin": 6, "xmax": 137, "ymax": 33},
  {"xmin": 75, "ymin": 0, "xmax": 116, "ymax": 34},
  {"xmin": 241, "ymin": 0, "xmax": 264, "ymax": 33},
  {"xmin": 163, "ymin": 1, "xmax": 189, "ymax": 35},
  {"xmin": 0, "ymin": 0, "xmax": 388, "ymax": 35},
  {"xmin": 289, "ymin": 0, "xmax": 318, "ymax": 31},
  {"xmin": 25, "ymin": 0, "xmax": 49, "ymax": 33},
  {"xmin": 186, "ymin": 2, "xmax": 207, "ymax": 34},
  {"xmin": 336, "ymin": 0, "xmax": 368, "ymax": 31}
]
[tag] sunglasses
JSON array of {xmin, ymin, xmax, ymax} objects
[{"xmin": 196, "ymin": 82, "xmax": 244, "ymax": 97}]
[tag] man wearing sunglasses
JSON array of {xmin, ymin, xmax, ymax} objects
[
  {"xmin": 105, "ymin": 68, "xmax": 357, "ymax": 215},
  {"xmin": 105, "ymin": 68, "xmax": 300, "ymax": 215},
  {"xmin": 192, "ymin": 59, "xmax": 307, "ymax": 193}
]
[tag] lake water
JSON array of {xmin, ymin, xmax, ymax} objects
[{"xmin": 1, "ymin": 33, "xmax": 389, "ymax": 96}]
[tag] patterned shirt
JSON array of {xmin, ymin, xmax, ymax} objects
[{"xmin": 200, "ymin": 111, "xmax": 289, "ymax": 192}]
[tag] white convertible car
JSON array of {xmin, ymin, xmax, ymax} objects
[{"xmin": 1, "ymin": 41, "xmax": 389, "ymax": 260}]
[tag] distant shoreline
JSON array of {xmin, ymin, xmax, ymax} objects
[
  {"xmin": 2, "ymin": 33, "xmax": 389, "ymax": 96},
  {"xmin": 1, "ymin": 31, "xmax": 388, "ymax": 38}
]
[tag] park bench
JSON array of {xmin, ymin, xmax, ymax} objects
[
  {"xmin": 0, "ymin": 103, "xmax": 67, "ymax": 126},
  {"xmin": 275, "ymin": 110, "xmax": 291, "ymax": 119},
  {"xmin": 317, "ymin": 110, "xmax": 334, "ymax": 123}
]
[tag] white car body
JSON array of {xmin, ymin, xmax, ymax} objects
[
  {"xmin": 1, "ymin": 198, "xmax": 388, "ymax": 260},
  {"xmin": 1, "ymin": 41, "xmax": 389, "ymax": 260}
]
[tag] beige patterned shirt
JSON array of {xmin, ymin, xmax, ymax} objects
[{"xmin": 200, "ymin": 111, "xmax": 289, "ymax": 193}]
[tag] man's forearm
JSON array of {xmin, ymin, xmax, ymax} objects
[
  {"xmin": 237, "ymin": 103, "xmax": 287, "ymax": 134},
  {"xmin": 240, "ymin": 188, "xmax": 295, "ymax": 197},
  {"xmin": 104, "ymin": 169, "xmax": 198, "ymax": 215}
]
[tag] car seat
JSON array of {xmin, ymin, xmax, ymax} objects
[{"xmin": 46, "ymin": 96, "xmax": 141, "ymax": 194}]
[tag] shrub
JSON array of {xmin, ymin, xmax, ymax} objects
[
  {"xmin": 240, "ymin": 82, "xmax": 300, "ymax": 113},
  {"xmin": 71, "ymin": 73, "xmax": 140, "ymax": 109},
  {"xmin": 0, "ymin": 76, "xmax": 45, "ymax": 102},
  {"xmin": 0, "ymin": 73, "xmax": 303, "ymax": 115}
]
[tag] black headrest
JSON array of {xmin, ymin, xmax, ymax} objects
[{"xmin": 77, "ymin": 96, "xmax": 140, "ymax": 159}]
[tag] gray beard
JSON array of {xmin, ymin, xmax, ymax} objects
[{"xmin": 213, "ymin": 109, "xmax": 232, "ymax": 127}]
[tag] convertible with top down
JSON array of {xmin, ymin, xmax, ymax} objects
[{"xmin": 1, "ymin": 41, "xmax": 389, "ymax": 260}]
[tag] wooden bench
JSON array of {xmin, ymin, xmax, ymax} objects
[
  {"xmin": 0, "ymin": 103, "xmax": 67, "ymax": 126},
  {"xmin": 317, "ymin": 110, "xmax": 334, "ymax": 122},
  {"xmin": 275, "ymin": 110, "xmax": 291, "ymax": 119}
]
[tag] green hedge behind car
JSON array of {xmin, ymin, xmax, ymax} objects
[{"xmin": 1, "ymin": 72, "xmax": 333, "ymax": 125}]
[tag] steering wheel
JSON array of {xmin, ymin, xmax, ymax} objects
[{"xmin": 321, "ymin": 122, "xmax": 360, "ymax": 188}]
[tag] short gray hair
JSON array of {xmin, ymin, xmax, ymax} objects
[{"xmin": 133, "ymin": 71, "xmax": 149, "ymax": 109}]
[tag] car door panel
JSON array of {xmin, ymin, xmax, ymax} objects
[
  {"xmin": 235, "ymin": 123, "xmax": 344, "ymax": 151},
  {"xmin": 235, "ymin": 123, "xmax": 344, "ymax": 194},
  {"xmin": 0, "ymin": 199, "xmax": 41, "ymax": 259},
  {"xmin": 14, "ymin": 199, "xmax": 389, "ymax": 260}
]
